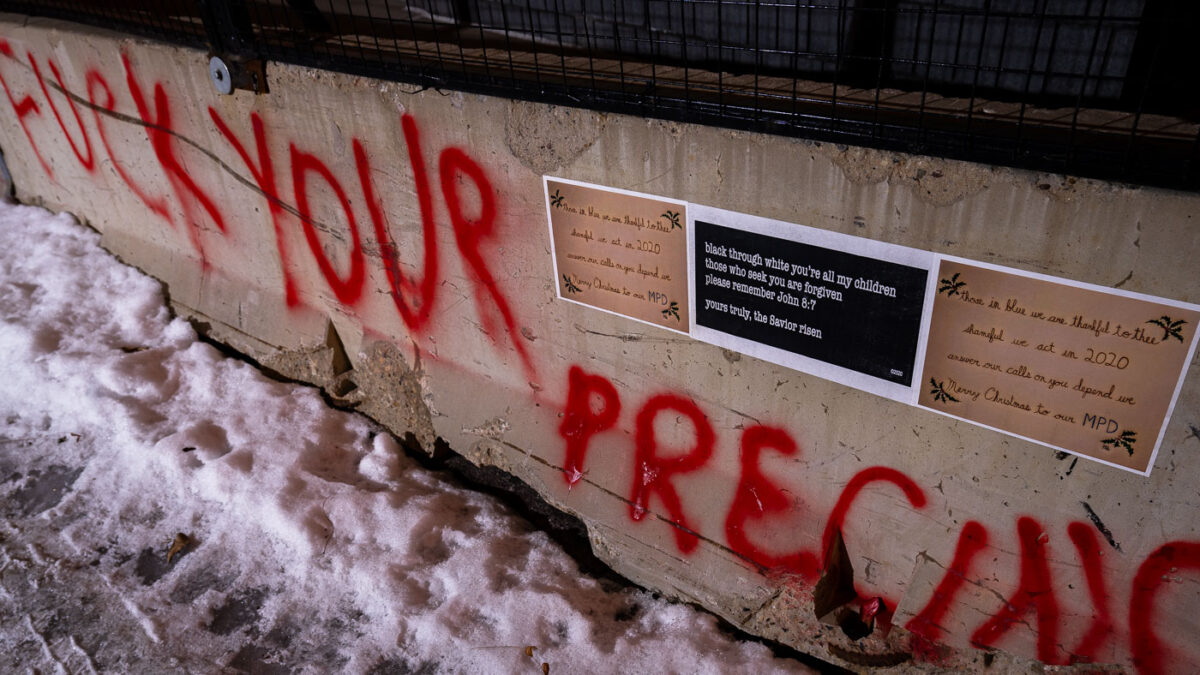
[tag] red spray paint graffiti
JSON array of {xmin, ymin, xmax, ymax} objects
[
  {"xmin": 969, "ymin": 517, "xmax": 1063, "ymax": 664},
  {"xmin": 28, "ymin": 53, "xmax": 93, "ymax": 172},
  {"xmin": 4, "ymin": 45, "xmax": 537, "ymax": 384},
  {"xmin": 123, "ymin": 53, "xmax": 225, "ymax": 259},
  {"xmin": 724, "ymin": 425, "xmax": 818, "ymax": 578},
  {"xmin": 1066, "ymin": 521, "xmax": 1115, "ymax": 664},
  {"xmin": 208, "ymin": 109, "xmax": 298, "ymax": 305},
  {"xmin": 440, "ymin": 146, "xmax": 537, "ymax": 383},
  {"xmin": 905, "ymin": 520, "xmax": 989, "ymax": 661},
  {"xmin": 86, "ymin": 69, "xmax": 173, "ymax": 224},
  {"xmin": 630, "ymin": 394, "xmax": 714, "ymax": 554},
  {"xmin": 8, "ymin": 39, "xmax": 1200, "ymax": 674},
  {"xmin": 1130, "ymin": 541, "xmax": 1200, "ymax": 675},
  {"xmin": 289, "ymin": 143, "xmax": 367, "ymax": 306},
  {"xmin": 559, "ymin": 365, "xmax": 621, "ymax": 486},
  {"xmin": 554, "ymin": 365, "xmax": 1200, "ymax": 673},
  {"xmin": 821, "ymin": 466, "xmax": 927, "ymax": 569},
  {"xmin": 358, "ymin": 114, "xmax": 440, "ymax": 331},
  {"xmin": 819, "ymin": 466, "xmax": 927, "ymax": 624},
  {"xmin": 0, "ymin": 40, "xmax": 53, "ymax": 180}
]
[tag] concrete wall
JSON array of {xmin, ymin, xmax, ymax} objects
[{"xmin": 2, "ymin": 15, "xmax": 1199, "ymax": 672}]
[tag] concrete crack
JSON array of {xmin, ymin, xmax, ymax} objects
[
  {"xmin": 746, "ymin": 587, "xmax": 784, "ymax": 623},
  {"xmin": 1081, "ymin": 501, "xmax": 1122, "ymax": 552},
  {"xmin": 916, "ymin": 550, "xmax": 1009, "ymax": 607},
  {"xmin": 572, "ymin": 324, "xmax": 689, "ymax": 344}
]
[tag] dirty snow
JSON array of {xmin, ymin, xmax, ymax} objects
[{"xmin": 0, "ymin": 201, "xmax": 812, "ymax": 673}]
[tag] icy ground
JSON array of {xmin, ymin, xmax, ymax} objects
[{"xmin": 0, "ymin": 202, "xmax": 814, "ymax": 674}]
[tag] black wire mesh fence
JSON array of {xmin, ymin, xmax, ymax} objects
[{"xmin": 5, "ymin": 1, "xmax": 1199, "ymax": 191}]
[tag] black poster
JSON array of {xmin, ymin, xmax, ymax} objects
[{"xmin": 694, "ymin": 219, "xmax": 928, "ymax": 385}]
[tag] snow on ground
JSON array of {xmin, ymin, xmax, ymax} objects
[{"xmin": 0, "ymin": 201, "xmax": 813, "ymax": 673}]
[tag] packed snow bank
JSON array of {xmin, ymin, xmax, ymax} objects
[{"xmin": 0, "ymin": 202, "xmax": 812, "ymax": 673}]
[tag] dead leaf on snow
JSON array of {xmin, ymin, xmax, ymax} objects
[{"xmin": 167, "ymin": 532, "xmax": 192, "ymax": 563}]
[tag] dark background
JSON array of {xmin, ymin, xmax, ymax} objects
[{"xmin": 7, "ymin": 0, "xmax": 1197, "ymax": 190}]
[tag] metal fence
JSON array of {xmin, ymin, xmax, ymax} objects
[{"xmin": 5, "ymin": 1, "xmax": 1199, "ymax": 191}]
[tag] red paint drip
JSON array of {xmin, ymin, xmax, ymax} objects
[
  {"xmin": 905, "ymin": 520, "xmax": 988, "ymax": 662},
  {"xmin": 29, "ymin": 53, "xmax": 94, "ymax": 172},
  {"xmin": 558, "ymin": 365, "xmax": 621, "ymax": 486},
  {"xmin": 969, "ymin": 517, "xmax": 1063, "ymax": 665},
  {"xmin": 209, "ymin": 109, "xmax": 299, "ymax": 307},
  {"xmin": 1129, "ymin": 541, "xmax": 1200, "ymax": 675},
  {"xmin": 289, "ymin": 143, "xmax": 367, "ymax": 306},
  {"xmin": 123, "ymin": 53, "xmax": 226, "ymax": 262},
  {"xmin": 0, "ymin": 39, "xmax": 54, "ymax": 180},
  {"xmin": 630, "ymin": 394, "xmax": 714, "ymax": 554},
  {"xmin": 1066, "ymin": 521, "xmax": 1114, "ymax": 664},
  {"xmin": 861, "ymin": 596, "xmax": 885, "ymax": 623},
  {"xmin": 723, "ymin": 425, "xmax": 818, "ymax": 578},
  {"xmin": 86, "ymin": 70, "xmax": 172, "ymax": 225},
  {"xmin": 356, "ymin": 114, "xmax": 439, "ymax": 329},
  {"xmin": 439, "ymin": 147, "xmax": 538, "ymax": 385}
]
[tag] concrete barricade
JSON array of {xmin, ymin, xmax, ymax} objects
[{"xmin": 2, "ymin": 15, "xmax": 1199, "ymax": 671}]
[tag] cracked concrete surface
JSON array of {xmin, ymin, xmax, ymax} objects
[{"xmin": 505, "ymin": 102, "xmax": 609, "ymax": 177}]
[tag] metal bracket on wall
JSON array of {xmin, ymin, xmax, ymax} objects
[
  {"xmin": 208, "ymin": 54, "xmax": 267, "ymax": 95},
  {"xmin": 201, "ymin": 0, "xmax": 267, "ymax": 94}
]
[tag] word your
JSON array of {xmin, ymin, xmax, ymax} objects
[{"xmin": 0, "ymin": 43, "xmax": 536, "ymax": 384}]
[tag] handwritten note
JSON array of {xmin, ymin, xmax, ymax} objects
[
  {"xmin": 919, "ymin": 260, "xmax": 1200, "ymax": 473},
  {"xmin": 544, "ymin": 186, "xmax": 1198, "ymax": 475},
  {"xmin": 545, "ymin": 178, "xmax": 689, "ymax": 331}
]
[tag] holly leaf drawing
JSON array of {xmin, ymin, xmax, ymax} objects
[
  {"xmin": 662, "ymin": 300, "xmax": 680, "ymax": 321},
  {"xmin": 929, "ymin": 378, "xmax": 958, "ymax": 404},
  {"xmin": 562, "ymin": 274, "xmax": 582, "ymax": 294},
  {"xmin": 938, "ymin": 272, "xmax": 966, "ymax": 297},
  {"xmin": 1146, "ymin": 316, "xmax": 1186, "ymax": 343},
  {"xmin": 662, "ymin": 210, "xmax": 682, "ymax": 230},
  {"xmin": 550, "ymin": 189, "xmax": 565, "ymax": 209},
  {"xmin": 1101, "ymin": 429, "xmax": 1137, "ymax": 456}
]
